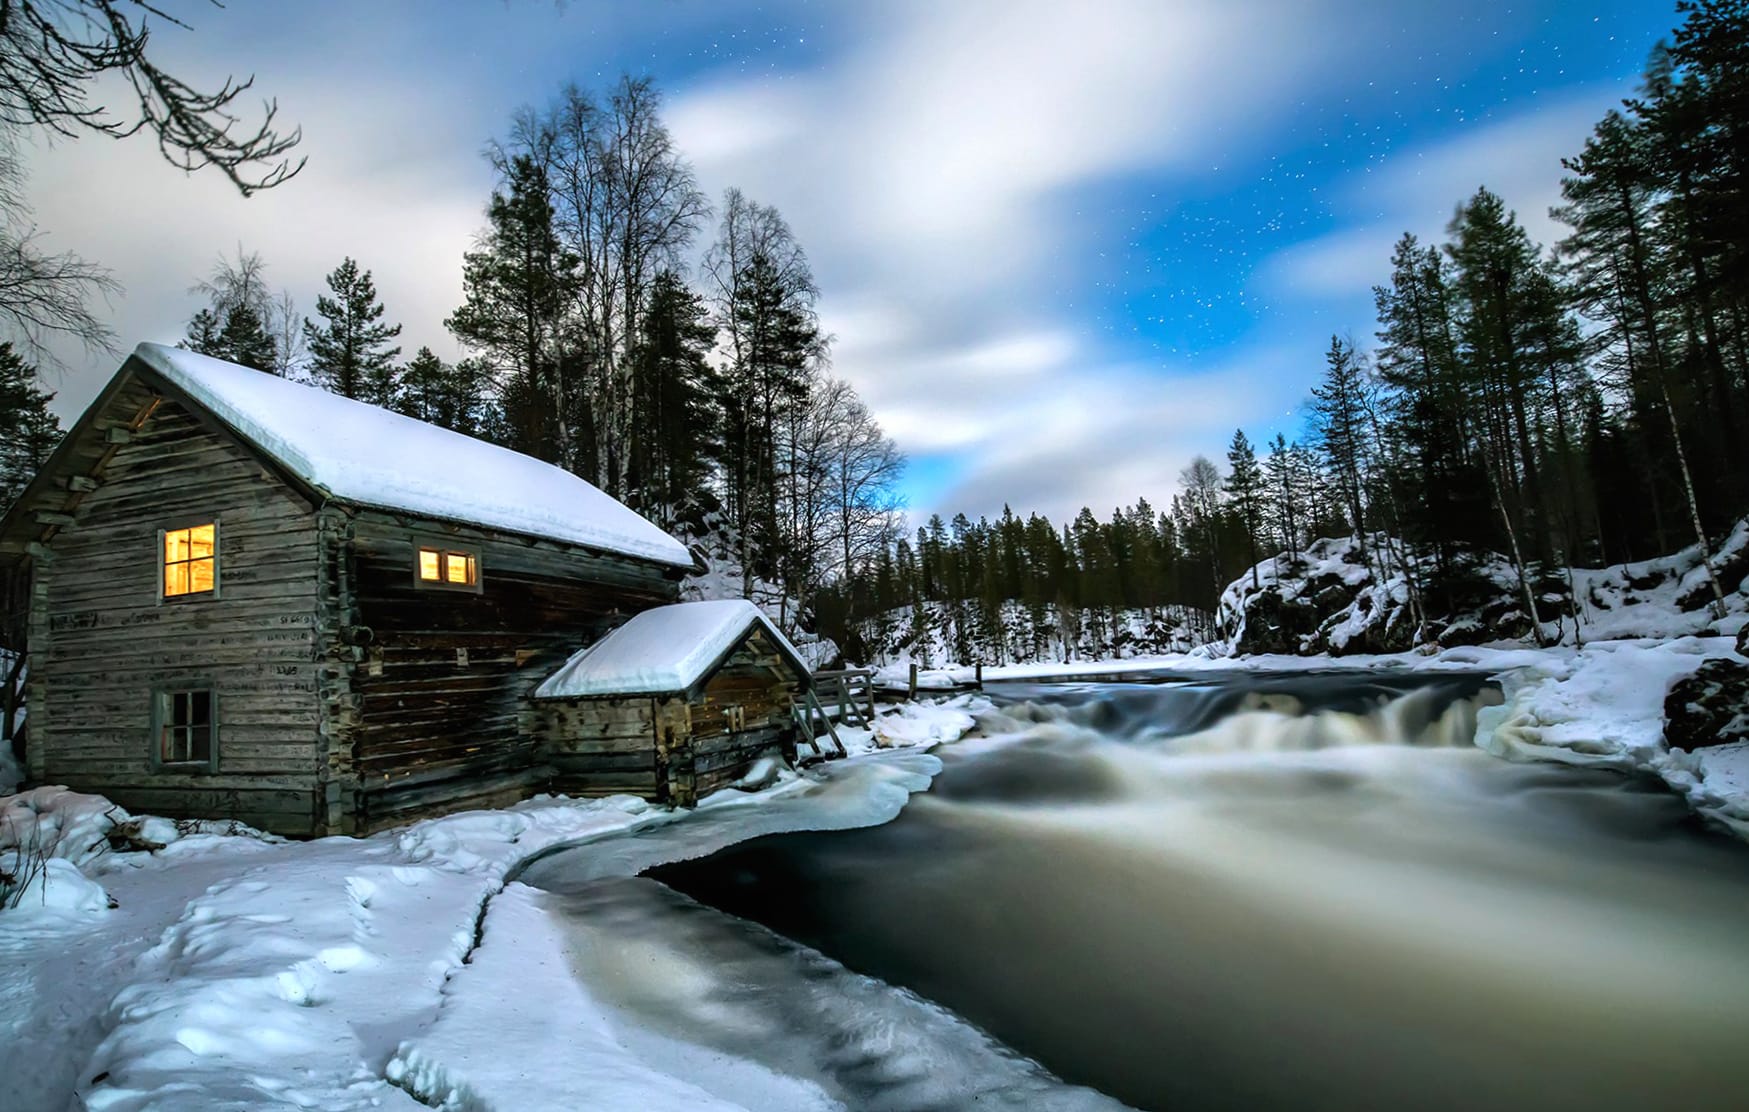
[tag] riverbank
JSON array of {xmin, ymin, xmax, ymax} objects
[
  {"xmin": 0, "ymin": 703, "xmax": 975, "ymax": 1112},
  {"xmin": 894, "ymin": 636, "xmax": 1749, "ymax": 839},
  {"xmin": 3, "ymin": 640, "xmax": 1746, "ymax": 1109}
]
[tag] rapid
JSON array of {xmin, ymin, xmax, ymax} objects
[{"xmin": 526, "ymin": 672, "xmax": 1749, "ymax": 1111}]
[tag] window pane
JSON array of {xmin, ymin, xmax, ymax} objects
[
  {"xmin": 159, "ymin": 691, "xmax": 215, "ymax": 765},
  {"xmin": 165, "ymin": 563, "xmax": 190, "ymax": 597},
  {"xmin": 165, "ymin": 528, "xmax": 190, "ymax": 564},
  {"xmin": 189, "ymin": 721, "xmax": 212, "ymax": 764},
  {"xmin": 189, "ymin": 558, "xmax": 215, "ymax": 594},
  {"xmin": 419, "ymin": 549, "xmax": 441, "ymax": 581},
  {"xmin": 445, "ymin": 552, "xmax": 472, "ymax": 585},
  {"xmin": 189, "ymin": 524, "xmax": 215, "ymax": 560}
]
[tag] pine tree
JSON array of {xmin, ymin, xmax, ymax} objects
[
  {"xmin": 0, "ymin": 344, "xmax": 63, "ymax": 509},
  {"xmin": 216, "ymin": 302, "xmax": 277, "ymax": 372},
  {"xmin": 446, "ymin": 155, "xmax": 581, "ymax": 463},
  {"xmin": 182, "ymin": 308, "xmax": 223, "ymax": 357},
  {"xmin": 1310, "ymin": 335, "xmax": 1371, "ymax": 554},
  {"xmin": 305, "ymin": 257, "xmax": 403, "ymax": 405},
  {"xmin": 631, "ymin": 269, "xmax": 721, "ymax": 518},
  {"xmin": 1225, "ymin": 429, "xmax": 1265, "ymax": 589}
]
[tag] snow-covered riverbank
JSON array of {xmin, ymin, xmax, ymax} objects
[
  {"xmin": 899, "ymin": 636, "xmax": 1749, "ymax": 839},
  {"xmin": 0, "ymin": 702, "xmax": 980, "ymax": 1112},
  {"xmin": 4, "ymin": 638, "xmax": 1747, "ymax": 1110}
]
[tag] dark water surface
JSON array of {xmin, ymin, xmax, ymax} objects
[{"xmin": 634, "ymin": 673, "xmax": 1749, "ymax": 1112}]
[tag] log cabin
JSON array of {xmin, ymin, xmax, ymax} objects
[
  {"xmin": 0, "ymin": 343, "xmax": 811, "ymax": 835},
  {"xmin": 531, "ymin": 599, "xmax": 814, "ymax": 805}
]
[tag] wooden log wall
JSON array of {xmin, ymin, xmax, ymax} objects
[
  {"xmin": 535, "ymin": 696, "xmax": 663, "ymax": 798},
  {"xmin": 690, "ymin": 629, "xmax": 803, "ymax": 797},
  {"xmin": 532, "ymin": 630, "xmax": 805, "ymax": 805},
  {"xmin": 333, "ymin": 510, "xmax": 680, "ymax": 832},
  {"xmin": 28, "ymin": 395, "xmax": 327, "ymax": 834}
]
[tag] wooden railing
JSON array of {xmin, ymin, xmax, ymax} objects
[
  {"xmin": 812, "ymin": 668, "xmax": 876, "ymax": 728},
  {"xmin": 791, "ymin": 688, "xmax": 847, "ymax": 760}
]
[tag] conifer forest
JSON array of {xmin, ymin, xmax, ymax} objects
[{"xmin": 2, "ymin": 1, "xmax": 1746, "ymax": 665}]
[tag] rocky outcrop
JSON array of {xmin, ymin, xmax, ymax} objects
[{"xmin": 1665, "ymin": 658, "xmax": 1749, "ymax": 751}]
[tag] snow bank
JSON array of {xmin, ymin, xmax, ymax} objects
[
  {"xmin": 388, "ymin": 884, "xmax": 777, "ymax": 1112},
  {"xmin": 1219, "ymin": 522, "xmax": 1749, "ymax": 658},
  {"xmin": 74, "ymin": 794, "xmax": 664, "ymax": 1111},
  {"xmin": 536, "ymin": 599, "xmax": 809, "ymax": 698},
  {"xmin": 3, "ymin": 728, "xmax": 974, "ymax": 1110},
  {"xmin": 135, "ymin": 343, "xmax": 692, "ymax": 568},
  {"xmin": 1476, "ymin": 636, "xmax": 1749, "ymax": 837},
  {"xmin": 8, "ymin": 857, "xmax": 109, "ymax": 915}
]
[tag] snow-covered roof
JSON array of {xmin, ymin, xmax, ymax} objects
[
  {"xmin": 534, "ymin": 599, "xmax": 810, "ymax": 698},
  {"xmin": 131, "ymin": 343, "xmax": 693, "ymax": 569}
]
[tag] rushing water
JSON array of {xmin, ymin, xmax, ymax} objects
[{"xmin": 529, "ymin": 673, "xmax": 1749, "ymax": 1111}]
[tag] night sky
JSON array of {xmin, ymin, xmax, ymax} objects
[{"xmin": 25, "ymin": 0, "xmax": 1677, "ymax": 523}]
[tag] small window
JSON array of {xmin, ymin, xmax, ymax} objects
[
  {"xmin": 157, "ymin": 689, "xmax": 216, "ymax": 769},
  {"xmin": 163, "ymin": 523, "xmax": 217, "ymax": 598},
  {"xmin": 416, "ymin": 546, "xmax": 479, "ymax": 590}
]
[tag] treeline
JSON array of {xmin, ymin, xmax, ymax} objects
[
  {"xmin": 827, "ymin": 0, "xmax": 1749, "ymax": 655},
  {"xmin": 174, "ymin": 75, "xmax": 905, "ymax": 623},
  {"xmin": 816, "ymin": 502, "xmax": 1229, "ymax": 663}
]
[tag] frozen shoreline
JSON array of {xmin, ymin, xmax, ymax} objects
[{"xmin": 3, "ymin": 643, "xmax": 1747, "ymax": 1109}]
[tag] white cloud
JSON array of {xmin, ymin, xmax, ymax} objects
[
  {"xmin": 1262, "ymin": 89, "xmax": 1627, "ymax": 300},
  {"xmin": 21, "ymin": 66, "xmax": 495, "ymax": 414},
  {"xmin": 668, "ymin": 0, "xmax": 1381, "ymax": 520}
]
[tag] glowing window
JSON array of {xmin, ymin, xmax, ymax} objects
[
  {"xmin": 163, "ymin": 524, "xmax": 217, "ymax": 598},
  {"xmin": 417, "ymin": 546, "xmax": 478, "ymax": 589},
  {"xmin": 158, "ymin": 689, "xmax": 215, "ymax": 768}
]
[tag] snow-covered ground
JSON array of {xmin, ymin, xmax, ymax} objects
[
  {"xmin": 6, "ymin": 625, "xmax": 1749, "ymax": 1110},
  {"xmin": 0, "ymin": 700, "xmax": 977, "ymax": 1112}
]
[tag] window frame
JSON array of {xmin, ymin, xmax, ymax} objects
[
  {"xmin": 157, "ymin": 517, "xmax": 221, "ymax": 603},
  {"xmin": 149, "ymin": 685, "xmax": 219, "ymax": 773},
  {"xmin": 412, "ymin": 542, "xmax": 483, "ymax": 594}
]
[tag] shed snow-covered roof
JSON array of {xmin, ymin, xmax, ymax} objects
[
  {"xmin": 132, "ymin": 343, "xmax": 693, "ymax": 569},
  {"xmin": 534, "ymin": 599, "xmax": 810, "ymax": 698}
]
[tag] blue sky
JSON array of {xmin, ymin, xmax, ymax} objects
[{"xmin": 25, "ymin": 0, "xmax": 1677, "ymax": 523}]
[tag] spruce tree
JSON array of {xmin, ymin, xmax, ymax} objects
[
  {"xmin": 446, "ymin": 155, "xmax": 581, "ymax": 463},
  {"xmin": 631, "ymin": 269, "xmax": 721, "ymax": 517},
  {"xmin": 305, "ymin": 257, "xmax": 403, "ymax": 405},
  {"xmin": 1225, "ymin": 429, "xmax": 1265, "ymax": 588},
  {"xmin": 216, "ymin": 302, "xmax": 277, "ymax": 372},
  {"xmin": 0, "ymin": 344, "xmax": 63, "ymax": 509},
  {"xmin": 1310, "ymin": 336, "xmax": 1371, "ymax": 554}
]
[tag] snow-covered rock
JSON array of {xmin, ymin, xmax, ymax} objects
[{"xmin": 1220, "ymin": 521, "xmax": 1749, "ymax": 657}]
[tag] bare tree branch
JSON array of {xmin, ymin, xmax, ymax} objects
[{"xmin": 0, "ymin": 1, "xmax": 304, "ymax": 195}]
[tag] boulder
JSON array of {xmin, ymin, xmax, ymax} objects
[
  {"xmin": 1233, "ymin": 588, "xmax": 1320, "ymax": 656},
  {"xmin": 1664, "ymin": 658, "xmax": 1749, "ymax": 751}
]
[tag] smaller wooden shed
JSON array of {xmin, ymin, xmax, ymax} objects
[{"xmin": 531, "ymin": 599, "xmax": 814, "ymax": 805}]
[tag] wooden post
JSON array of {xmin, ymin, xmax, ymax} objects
[
  {"xmin": 975, "ymin": 662, "xmax": 983, "ymax": 690},
  {"xmin": 864, "ymin": 673, "xmax": 876, "ymax": 723},
  {"xmin": 908, "ymin": 662, "xmax": 918, "ymax": 700}
]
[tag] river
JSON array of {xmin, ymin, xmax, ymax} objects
[{"xmin": 523, "ymin": 671, "xmax": 1749, "ymax": 1111}]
